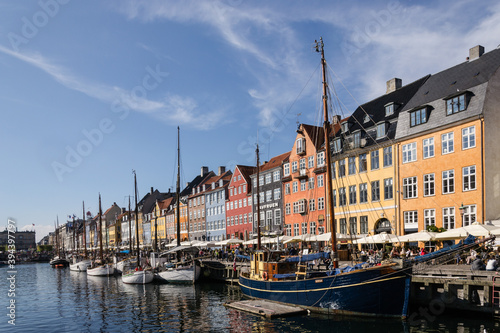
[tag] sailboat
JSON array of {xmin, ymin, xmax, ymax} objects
[
  {"xmin": 70, "ymin": 201, "xmax": 92, "ymax": 272},
  {"xmin": 87, "ymin": 194, "xmax": 116, "ymax": 276},
  {"xmin": 156, "ymin": 127, "xmax": 201, "ymax": 284},
  {"xmin": 50, "ymin": 216, "xmax": 70, "ymax": 268},
  {"xmin": 122, "ymin": 171, "xmax": 154, "ymax": 284},
  {"xmin": 115, "ymin": 196, "xmax": 137, "ymax": 274},
  {"xmin": 238, "ymin": 38, "xmax": 411, "ymax": 318}
]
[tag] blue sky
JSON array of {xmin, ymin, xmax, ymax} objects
[{"xmin": 1, "ymin": 0, "xmax": 500, "ymax": 241}]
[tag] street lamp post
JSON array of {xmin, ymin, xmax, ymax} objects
[{"xmin": 459, "ymin": 203, "xmax": 465, "ymax": 227}]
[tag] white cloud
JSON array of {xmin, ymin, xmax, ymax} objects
[{"xmin": 0, "ymin": 45, "xmax": 223, "ymax": 129}]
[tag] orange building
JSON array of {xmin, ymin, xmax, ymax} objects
[{"xmin": 395, "ymin": 45, "xmax": 500, "ymax": 236}]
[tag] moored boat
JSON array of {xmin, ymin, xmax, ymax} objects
[
  {"xmin": 122, "ymin": 268, "xmax": 154, "ymax": 284},
  {"xmin": 87, "ymin": 263, "xmax": 116, "ymax": 276},
  {"xmin": 69, "ymin": 258, "xmax": 91, "ymax": 272}
]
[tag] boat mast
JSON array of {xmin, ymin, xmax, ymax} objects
[
  {"xmin": 83, "ymin": 201, "xmax": 87, "ymax": 259},
  {"xmin": 316, "ymin": 37, "xmax": 338, "ymax": 269},
  {"xmin": 154, "ymin": 199, "xmax": 158, "ymax": 253},
  {"xmin": 256, "ymin": 143, "xmax": 261, "ymax": 250},
  {"xmin": 176, "ymin": 126, "xmax": 181, "ymax": 247},
  {"xmin": 134, "ymin": 171, "xmax": 140, "ymax": 268},
  {"xmin": 98, "ymin": 194, "xmax": 104, "ymax": 262},
  {"xmin": 55, "ymin": 216, "xmax": 59, "ymax": 258},
  {"xmin": 128, "ymin": 196, "xmax": 132, "ymax": 255}
]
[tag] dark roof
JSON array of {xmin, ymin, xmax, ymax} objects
[
  {"xmin": 301, "ymin": 124, "xmax": 325, "ymax": 150},
  {"xmin": 404, "ymin": 47, "xmax": 500, "ymax": 111},
  {"xmin": 396, "ymin": 46, "xmax": 500, "ymax": 139},
  {"xmin": 236, "ymin": 165, "xmax": 257, "ymax": 184},
  {"xmin": 180, "ymin": 171, "xmax": 215, "ymax": 197},
  {"xmin": 341, "ymin": 75, "xmax": 430, "ymax": 146},
  {"xmin": 258, "ymin": 151, "xmax": 291, "ymax": 173},
  {"xmin": 138, "ymin": 190, "xmax": 175, "ymax": 214}
]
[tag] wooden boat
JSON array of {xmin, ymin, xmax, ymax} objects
[
  {"xmin": 70, "ymin": 201, "xmax": 91, "ymax": 272},
  {"xmin": 87, "ymin": 194, "xmax": 116, "ymax": 276},
  {"xmin": 50, "ymin": 216, "xmax": 69, "ymax": 268},
  {"xmin": 238, "ymin": 38, "xmax": 411, "ymax": 318},
  {"xmin": 121, "ymin": 171, "xmax": 153, "ymax": 284}
]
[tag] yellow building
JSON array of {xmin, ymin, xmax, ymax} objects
[{"xmin": 330, "ymin": 76, "xmax": 428, "ymax": 237}]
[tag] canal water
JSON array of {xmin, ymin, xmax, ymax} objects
[{"xmin": 1, "ymin": 263, "xmax": 499, "ymax": 332}]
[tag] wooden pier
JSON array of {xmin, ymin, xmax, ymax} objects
[{"xmin": 224, "ymin": 300, "xmax": 307, "ymax": 318}]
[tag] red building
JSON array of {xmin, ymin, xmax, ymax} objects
[{"xmin": 226, "ymin": 165, "xmax": 256, "ymax": 240}]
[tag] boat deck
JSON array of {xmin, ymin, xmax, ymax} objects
[{"xmin": 224, "ymin": 299, "xmax": 307, "ymax": 318}]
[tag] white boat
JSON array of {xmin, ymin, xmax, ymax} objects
[
  {"xmin": 69, "ymin": 259, "xmax": 91, "ymax": 272},
  {"xmin": 87, "ymin": 264, "xmax": 116, "ymax": 276},
  {"xmin": 156, "ymin": 262, "xmax": 201, "ymax": 284},
  {"xmin": 116, "ymin": 258, "xmax": 136, "ymax": 274},
  {"xmin": 122, "ymin": 268, "xmax": 154, "ymax": 284}
]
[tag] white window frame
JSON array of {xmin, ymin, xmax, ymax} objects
[
  {"xmin": 423, "ymin": 137, "xmax": 434, "ymax": 159},
  {"xmin": 441, "ymin": 132, "xmax": 454, "ymax": 155}
]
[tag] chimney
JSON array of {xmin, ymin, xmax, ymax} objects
[
  {"xmin": 386, "ymin": 78, "xmax": 402, "ymax": 94},
  {"xmin": 332, "ymin": 115, "xmax": 341, "ymax": 124},
  {"xmin": 150, "ymin": 187, "xmax": 154, "ymax": 195},
  {"xmin": 218, "ymin": 166, "xmax": 226, "ymax": 176},
  {"xmin": 122, "ymin": 207, "xmax": 126, "ymax": 214},
  {"xmin": 469, "ymin": 45, "xmax": 484, "ymax": 61},
  {"xmin": 201, "ymin": 166, "xmax": 209, "ymax": 176}
]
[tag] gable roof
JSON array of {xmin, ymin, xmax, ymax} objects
[{"xmin": 257, "ymin": 151, "xmax": 291, "ymax": 173}]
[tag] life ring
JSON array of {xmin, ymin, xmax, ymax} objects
[{"xmin": 262, "ymin": 271, "xmax": 268, "ymax": 280}]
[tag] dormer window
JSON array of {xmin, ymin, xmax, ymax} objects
[
  {"xmin": 376, "ymin": 122, "xmax": 387, "ymax": 138},
  {"xmin": 385, "ymin": 103, "xmax": 395, "ymax": 117},
  {"xmin": 333, "ymin": 137, "xmax": 342, "ymax": 153},
  {"xmin": 363, "ymin": 114, "xmax": 371, "ymax": 123},
  {"xmin": 446, "ymin": 93, "xmax": 467, "ymax": 115},
  {"xmin": 211, "ymin": 183, "xmax": 215, "ymax": 189},
  {"xmin": 410, "ymin": 107, "xmax": 427, "ymax": 127},
  {"xmin": 341, "ymin": 122, "xmax": 349, "ymax": 133}
]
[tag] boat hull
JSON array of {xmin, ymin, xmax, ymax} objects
[
  {"xmin": 69, "ymin": 260, "xmax": 92, "ymax": 272},
  {"xmin": 156, "ymin": 264, "xmax": 201, "ymax": 284},
  {"xmin": 87, "ymin": 264, "xmax": 116, "ymax": 276},
  {"xmin": 116, "ymin": 258, "xmax": 136, "ymax": 274},
  {"xmin": 49, "ymin": 257, "xmax": 69, "ymax": 268},
  {"xmin": 238, "ymin": 267, "xmax": 410, "ymax": 318},
  {"xmin": 122, "ymin": 270, "xmax": 154, "ymax": 284}
]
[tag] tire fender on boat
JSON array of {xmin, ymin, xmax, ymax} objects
[{"xmin": 262, "ymin": 271, "xmax": 268, "ymax": 280}]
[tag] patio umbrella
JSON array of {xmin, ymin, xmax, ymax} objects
[
  {"xmin": 435, "ymin": 222, "xmax": 500, "ymax": 240},
  {"xmin": 353, "ymin": 232, "xmax": 398, "ymax": 244},
  {"xmin": 397, "ymin": 231, "xmax": 438, "ymax": 242}
]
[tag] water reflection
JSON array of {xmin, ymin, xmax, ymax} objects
[{"xmin": 1, "ymin": 264, "xmax": 499, "ymax": 332}]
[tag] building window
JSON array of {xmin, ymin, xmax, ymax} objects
[
  {"xmin": 463, "ymin": 205, "xmax": 476, "ymax": 226},
  {"xmin": 274, "ymin": 188, "xmax": 281, "ymax": 200},
  {"xmin": 341, "ymin": 122, "xmax": 349, "ymax": 133},
  {"xmin": 309, "ymin": 199, "xmax": 315, "ymax": 211},
  {"xmin": 317, "ymin": 175, "xmax": 324, "ymax": 187},
  {"xmin": 293, "ymin": 223, "xmax": 299, "ymax": 236},
  {"xmin": 410, "ymin": 107, "xmax": 427, "ymax": 127},
  {"xmin": 349, "ymin": 185, "xmax": 357, "ymax": 205},
  {"xmin": 301, "ymin": 222, "xmax": 307, "ymax": 235},
  {"xmin": 443, "ymin": 207, "xmax": 455, "ymax": 229},
  {"xmin": 273, "ymin": 170, "xmax": 280, "ymax": 182},
  {"xmin": 308, "ymin": 156, "xmax": 315, "ymax": 168},
  {"xmin": 296, "ymin": 137, "xmax": 306, "ymax": 154},
  {"xmin": 442, "ymin": 170, "xmax": 455, "ymax": 194},
  {"xmin": 338, "ymin": 159, "xmax": 346, "ymax": 177},
  {"xmin": 339, "ymin": 187, "xmax": 347, "ymax": 206},
  {"xmin": 300, "ymin": 179, "xmax": 306, "ymax": 191},
  {"xmin": 339, "ymin": 218, "xmax": 347, "ymax": 234},
  {"xmin": 308, "ymin": 177, "xmax": 315, "ymax": 189},
  {"xmin": 403, "ymin": 176, "xmax": 417, "ymax": 199},
  {"xmin": 463, "ymin": 166, "xmax": 476, "ymax": 191},
  {"xmin": 266, "ymin": 211, "xmax": 273, "ymax": 226},
  {"xmin": 348, "ymin": 157, "xmax": 356, "ymax": 175},
  {"xmin": 376, "ymin": 123, "xmax": 386, "ymax": 138},
  {"xmin": 299, "ymin": 159, "xmax": 306, "ymax": 172},
  {"xmin": 402, "ymin": 142, "xmax": 417, "ymax": 163},
  {"xmin": 353, "ymin": 131, "xmax": 362, "ymax": 148},
  {"xmin": 285, "ymin": 224, "xmax": 291, "ymax": 236},
  {"xmin": 462, "ymin": 126, "xmax": 476, "ymax": 150},
  {"xmin": 285, "ymin": 183, "xmax": 290, "ymax": 195},
  {"xmin": 404, "ymin": 211, "xmax": 418, "ymax": 225},
  {"xmin": 424, "ymin": 209, "xmax": 435, "ymax": 228},
  {"xmin": 283, "ymin": 163, "xmax": 290, "ymax": 177},
  {"xmin": 333, "ymin": 189, "xmax": 336, "ymax": 207},
  {"xmin": 310, "ymin": 221, "xmax": 316, "ymax": 235},
  {"xmin": 383, "ymin": 147, "xmax": 392, "ymax": 167},
  {"xmin": 442, "ymin": 132, "xmax": 454, "ymax": 154},
  {"xmin": 317, "ymin": 152, "xmax": 325, "ymax": 167},
  {"xmin": 360, "ymin": 216, "xmax": 368, "ymax": 234},
  {"xmin": 423, "ymin": 137, "xmax": 434, "ymax": 159},
  {"xmin": 371, "ymin": 150, "xmax": 379, "ymax": 170},
  {"xmin": 266, "ymin": 190, "xmax": 272, "ymax": 202},
  {"xmin": 424, "ymin": 173, "xmax": 435, "ymax": 196},
  {"xmin": 359, "ymin": 183, "xmax": 368, "ymax": 203},
  {"xmin": 349, "ymin": 217, "xmax": 357, "ymax": 234},
  {"xmin": 385, "ymin": 103, "xmax": 394, "ymax": 116},
  {"xmin": 371, "ymin": 181, "xmax": 380, "ymax": 201},
  {"xmin": 446, "ymin": 94, "xmax": 466, "ymax": 115},
  {"xmin": 384, "ymin": 178, "xmax": 393, "ymax": 200},
  {"xmin": 292, "ymin": 181, "xmax": 298, "ymax": 193},
  {"xmin": 285, "ymin": 203, "xmax": 291, "ymax": 215},
  {"xmin": 265, "ymin": 173, "xmax": 272, "ymax": 184},
  {"xmin": 359, "ymin": 154, "xmax": 367, "ymax": 172},
  {"xmin": 333, "ymin": 138, "xmax": 342, "ymax": 153},
  {"xmin": 318, "ymin": 197, "xmax": 325, "ymax": 210},
  {"xmin": 291, "ymin": 161, "xmax": 298, "ymax": 173}
]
